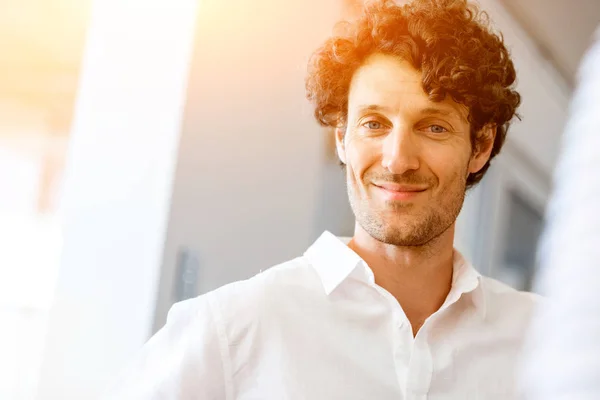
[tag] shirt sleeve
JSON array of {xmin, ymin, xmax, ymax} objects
[
  {"xmin": 519, "ymin": 26, "xmax": 600, "ymax": 400},
  {"xmin": 103, "ymin": 293, "xmax": 231, "ymax": 400}
]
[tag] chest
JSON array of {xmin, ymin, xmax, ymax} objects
[{"xmin": 230, "ymin": 307, "xmax": 522, "ymax": 400}]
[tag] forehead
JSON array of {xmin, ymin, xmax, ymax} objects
[{"xmin": 348, "ymin": 53, "xmax": 468, "ymax": 121}]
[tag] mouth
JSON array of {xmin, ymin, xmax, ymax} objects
[{"xmin": 373, "ymin": 183, "xmax": 427, "ymax": 201}]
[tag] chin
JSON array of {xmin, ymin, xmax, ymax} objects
[
  {"xmin": 364, "ymin": 222, "xmax": 429, "ymax": 247},
  {"xmin": 381, "ymin": 232, "xmax": 429, "ymax": 247}
]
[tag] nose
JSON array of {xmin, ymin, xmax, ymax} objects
[{"xmin": 381, "ymin": 126, "xmax": 420, "ymax": 174}]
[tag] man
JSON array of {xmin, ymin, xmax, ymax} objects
[
  {"xmin": 519, "ymin": 28, "xmax": 600, "ymax": 399},
  {"xmin": 108, "ymin": 1, "xmax": 537, "ymax": 398}
]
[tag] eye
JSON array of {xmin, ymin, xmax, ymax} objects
[
  {"xmin": 429, "ymin": 125, "xmax": 448, "ymax": 134},
  {"xmin": 363, "ymin": 120, "xmax": 383, "ymax": 130}
]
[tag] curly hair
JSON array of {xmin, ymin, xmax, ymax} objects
[{"xmin": 305, "ymin": 0, "xmax": 521, "ymax": 187}]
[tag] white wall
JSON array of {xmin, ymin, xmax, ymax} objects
[
  {"xmin": 152, "ymin": 0, "xmax": 344, "ymax": 330},
  {"xmin": 36, "ymin": 1, "xmax": 198, "ymax": 398}
]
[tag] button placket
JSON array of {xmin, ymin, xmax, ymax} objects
[
  {"xmin": 406, "ymin": 325, "xmax": 433, "ymax": 399},
  {"xmin": 372, "ymin": 284, "xmax": 412, "ymax": 396}
]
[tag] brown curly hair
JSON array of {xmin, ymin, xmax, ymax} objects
[{"xmin": 305, "ymin": 0, "xmax": 521, "ymax": 188}]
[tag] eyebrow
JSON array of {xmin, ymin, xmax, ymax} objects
[
  {"xmin": 356, "ymin": 104, "xmax": 394, "ymax": 113},
  {"xmin": 423, "ymin": 106, "xmax": 468, "ymax": 122},
  {"xmin": 419, "ymin": 107, "xmax": 454, "ymax": 116}
]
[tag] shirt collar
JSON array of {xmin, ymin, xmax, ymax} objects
[
  {"xmin": 445, "ymin": 250, "xmax": 487, "ymax": 319},
  {"xmin": 304, "ymin": 231, "xmax": 367, "ymax": 295},
  {"xmin": 304, "ymin": 230, "xmax": 487, "ymax": 318}
]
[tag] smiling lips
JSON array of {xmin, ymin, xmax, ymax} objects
[{"xmin": 373, "ymin": 182, "xmax": 428, "ymax": 201}]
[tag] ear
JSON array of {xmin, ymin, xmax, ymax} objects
[
  {"xmin": 468, "ymin": 124, "xmax": 496, "ymax": 174},
  {"xmin": 335, "ymin": 126, "xmax": 347, "ymax": 165}
]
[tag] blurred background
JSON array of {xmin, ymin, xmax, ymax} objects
[{"xmin": 0, "ymin": 0, "xmax": 598, "ymax": 398}]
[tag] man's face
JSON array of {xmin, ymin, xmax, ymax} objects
[{"xmin": 337, "ymin": 53, "xmax": 493, "ymax": 246}]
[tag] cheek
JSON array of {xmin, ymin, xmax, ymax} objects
[
  {"xmin": 345, "ymin": 138, "xmax": 379, "ymax": 182},
  {"xmin": 423, "ymin": 143, "xmax": 471, "ymax": 186}
]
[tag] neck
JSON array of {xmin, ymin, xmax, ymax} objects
[{"xmin": 347, "ymin": 224, "xmax": 455, "ymax": 336}]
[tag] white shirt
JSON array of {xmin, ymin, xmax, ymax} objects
[
  {"xmin": 108, "ymin": 231, "xmax": 538, "ymax": 400},
  {"xmin": 520, "ymin": 28, "xmax": 600, "ymax": 400}
]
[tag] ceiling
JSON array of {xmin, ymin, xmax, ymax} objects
[{"xmin": 500, "ymin": 0, "xmax": 600, "ymax": 86}]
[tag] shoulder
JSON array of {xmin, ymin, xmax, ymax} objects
[
  {"xmin": 211, "ymin": 255, "xmax": 320, "ymax": 302},
  {"xmin": 480, "ymin": 276, "xmax": 541, "ymax": 302},
  {"xmin": 107, "ymin": 257, "xmax": 321, "ymax": 398},
  {"xmin": 178, "ymin": 255, "xmax": 321, "ymax": 327},
  {"xmin": 479, "ymin": 276, "xmax": 542, "ymax": 326}
]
